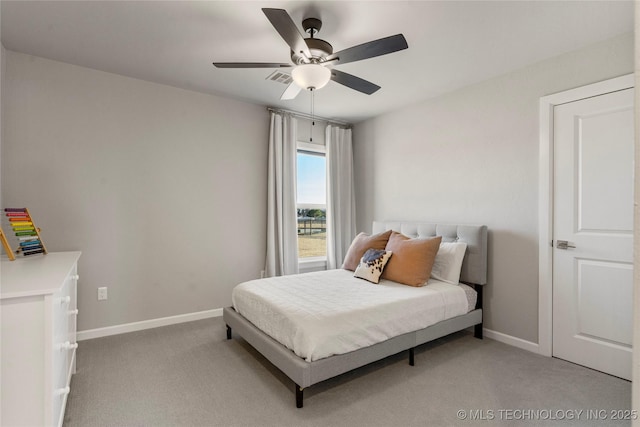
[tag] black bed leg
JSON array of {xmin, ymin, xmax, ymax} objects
[
  {"xmin": 296, "ymin": 384, "xmax": 303, "ymax": 408},
  {"xmin": 474, "ymin": 286, "xmax": 484, "ymax": 339},
  {"xmin": 474, "ymin": 323, "xmax": 483, "ymax": 339},
  {"xmin": 409, "ymin": 348, "xmax": 415, "ymax": 366},
  {"xmin": 226, "ymin": 325, "xmax": 232, "ymax": 340}
]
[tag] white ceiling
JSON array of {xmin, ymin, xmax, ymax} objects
[{"xmin": 1, "ymin": 1, "xmax": 633, "ymax": 123}]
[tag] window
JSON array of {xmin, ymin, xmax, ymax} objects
[{"xmin": 296, "ymin": 142, "xmax": 326, "ymax": 259}]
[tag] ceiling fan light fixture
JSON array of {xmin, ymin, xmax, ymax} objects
[{"xmin": 292, "ymin": 64, "xmax": 331, "ymax": 90}]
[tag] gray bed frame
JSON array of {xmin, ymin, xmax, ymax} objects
[{"xmin": 223, "ymin": 221, "xmax": 488, "ymax": 408}]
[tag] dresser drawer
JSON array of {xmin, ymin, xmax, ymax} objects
[
  {"xmin": 51, "ymin": 266, "xmax": 79, "ymax": 427},
  {"xmin": 52, "ymin": 283, "xmax": 70, "ymax": 382},
  {"xmin": 52, "ymin": 383, "xmax": 70, "ymax": 427},
  {"xmin": 63, "ymin": 268, "xmax": 78, "ymax": 376}
]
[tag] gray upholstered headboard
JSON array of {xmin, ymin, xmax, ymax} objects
[{"xmin": 371, "ymin": 221, "xmax": 488, "ymax": 286}]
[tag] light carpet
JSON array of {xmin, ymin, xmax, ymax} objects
[{"xmin": 64, "ymin": 317, "xmax": 631, "ymax": 427}]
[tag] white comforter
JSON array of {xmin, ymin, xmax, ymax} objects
[{"xmin": 232, "ymin": 269, "xmax": 469, "ymax": 362}]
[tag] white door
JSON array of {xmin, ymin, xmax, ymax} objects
[{"xmin": 552, "ymin": 87, "xmax": 634, "ymax": 380}]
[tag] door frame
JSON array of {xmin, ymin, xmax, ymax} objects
[{"xmin": 538, "ymin": 73, "xmax": 634, "ymax": 357}]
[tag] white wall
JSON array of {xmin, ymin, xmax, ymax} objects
[
  {"xmin": 353, "ymin": 33, "xmax": 633, "ymax": 344},
  {"xmin": 633, "ymin": 4, "xmax": 640, "ymax": 423},
  {"xmin": 0, "ymin": 44, "xmax": 4, "ymax": 211},
  {"xmin": 1, "ymin": 0, "xmax": 4, "ymax": 214},
  {"xmin": 2, "ymin": 51, "xmax": 270, "ymax": 331},
  {"xmin": 296, "ymin": 116, "xmax": 327, "ymax": 146}
]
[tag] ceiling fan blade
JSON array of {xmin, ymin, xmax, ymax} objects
[
  {"xmin": 326, "ymin": 34, "xmax": 408, "ymax": 65},
  {"xmin": 281, "ymin": 82, "xmax": 302, "ymax": 100},
  {"xmin": 262, "ymin": 8, "xmax": 311, "ymax": 59},
  {"xmin": 330, "ymin": 69, "xmax": 380, "ymax": 95},
  {"xmin": 213, "ymin": 62, "xmax": 291, "ymax": 68}
]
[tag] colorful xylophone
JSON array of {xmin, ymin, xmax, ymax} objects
[{"xmin": 0, "ymin": 208, "xmax": 48, "ymax": 261}]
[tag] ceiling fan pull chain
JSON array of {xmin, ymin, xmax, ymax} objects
[{"xmin": 310, "ymin": 88, "xmax": 315, "ymax": 142}]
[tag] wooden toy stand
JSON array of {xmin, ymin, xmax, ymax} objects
[
  {"xmin": 0, "ymin": 228, "xmax": 14, "ymax": 260},
  {"xmin": 1, "ymin": 208, "xmax": 48, "ymax": 261}
]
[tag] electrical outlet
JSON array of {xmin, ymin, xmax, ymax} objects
[
  {"xmin": 260, "ymin": 270, "xmax": 265, "ymax": 279},
  {"xmin": 97, "ymin": 287, "xmax": 108, "ymax": 301}
]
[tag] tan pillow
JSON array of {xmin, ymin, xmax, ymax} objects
[
  {"xmin": 342, "ymin": 230, "xmax": 393, "ymax": 271},
  {"xmin": 381, "ymin": 232, "xmax": 442, "ymax": 287}
]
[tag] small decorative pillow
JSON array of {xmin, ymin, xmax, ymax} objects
[
  {"xmin": 431, "ymin": 242, "xmax": 468, "ymax": 284},
  {"xmin": 353, "ymin": 248, "xmax": 393, "ymax": 284}
]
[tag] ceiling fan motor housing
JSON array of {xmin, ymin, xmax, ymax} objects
[
  {"xmin": 290, "ymin": 17, "xmax": 333, "ymax": 64},
  {"xmin": 291, "ymin": 38, "xmax": 333, "ymax": 64}
]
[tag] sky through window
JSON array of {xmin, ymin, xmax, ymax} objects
[{"xmin": 297, "ymin": 152, "xmax": 326, "ymax": 205}]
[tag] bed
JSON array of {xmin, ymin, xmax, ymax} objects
[{"xmin": 223, "ymin": 221, "xmax": 488, "ymax": 408}]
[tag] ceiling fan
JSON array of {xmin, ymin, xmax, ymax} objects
[{"xmin": 213, "ymin": 8, "xmax": 408, "ymax": 100}]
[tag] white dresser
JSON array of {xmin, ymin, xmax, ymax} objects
[{"xmin": 1, "ymin": 251, "xmax": 81, "ymax": 427}]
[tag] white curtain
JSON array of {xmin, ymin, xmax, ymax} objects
[
  {"xmin": 265, "ymin": 112, "xmax": 299, "ymax": 277},
  {"xmin": 325, "ymin": 125, "xmax": 356, "ymax": 269}
]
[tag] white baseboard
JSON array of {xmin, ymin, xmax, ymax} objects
[
  {"xmin": 77, "ymin": 311, "xmax": 542, "ymax": 356},
  {"xmin": 77, "ymin": 308, "xmax": 223, "ymax": 341},
  {"xmin": 483, "ymin": 328, "xmax": 541, "ymax": 354}
]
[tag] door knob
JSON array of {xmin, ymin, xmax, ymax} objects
[{"xmin": 556, "ymin": 240, "xmax": 576, "ymax": 250}]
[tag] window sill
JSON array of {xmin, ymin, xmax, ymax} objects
[{"xmin": 298, "ymin": 257, "xmax": 327, "ymax": 272}]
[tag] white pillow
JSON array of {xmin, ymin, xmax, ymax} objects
[{"xmin": 430, "ymin": 242, "xmax": 467, "ymax": 284}]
